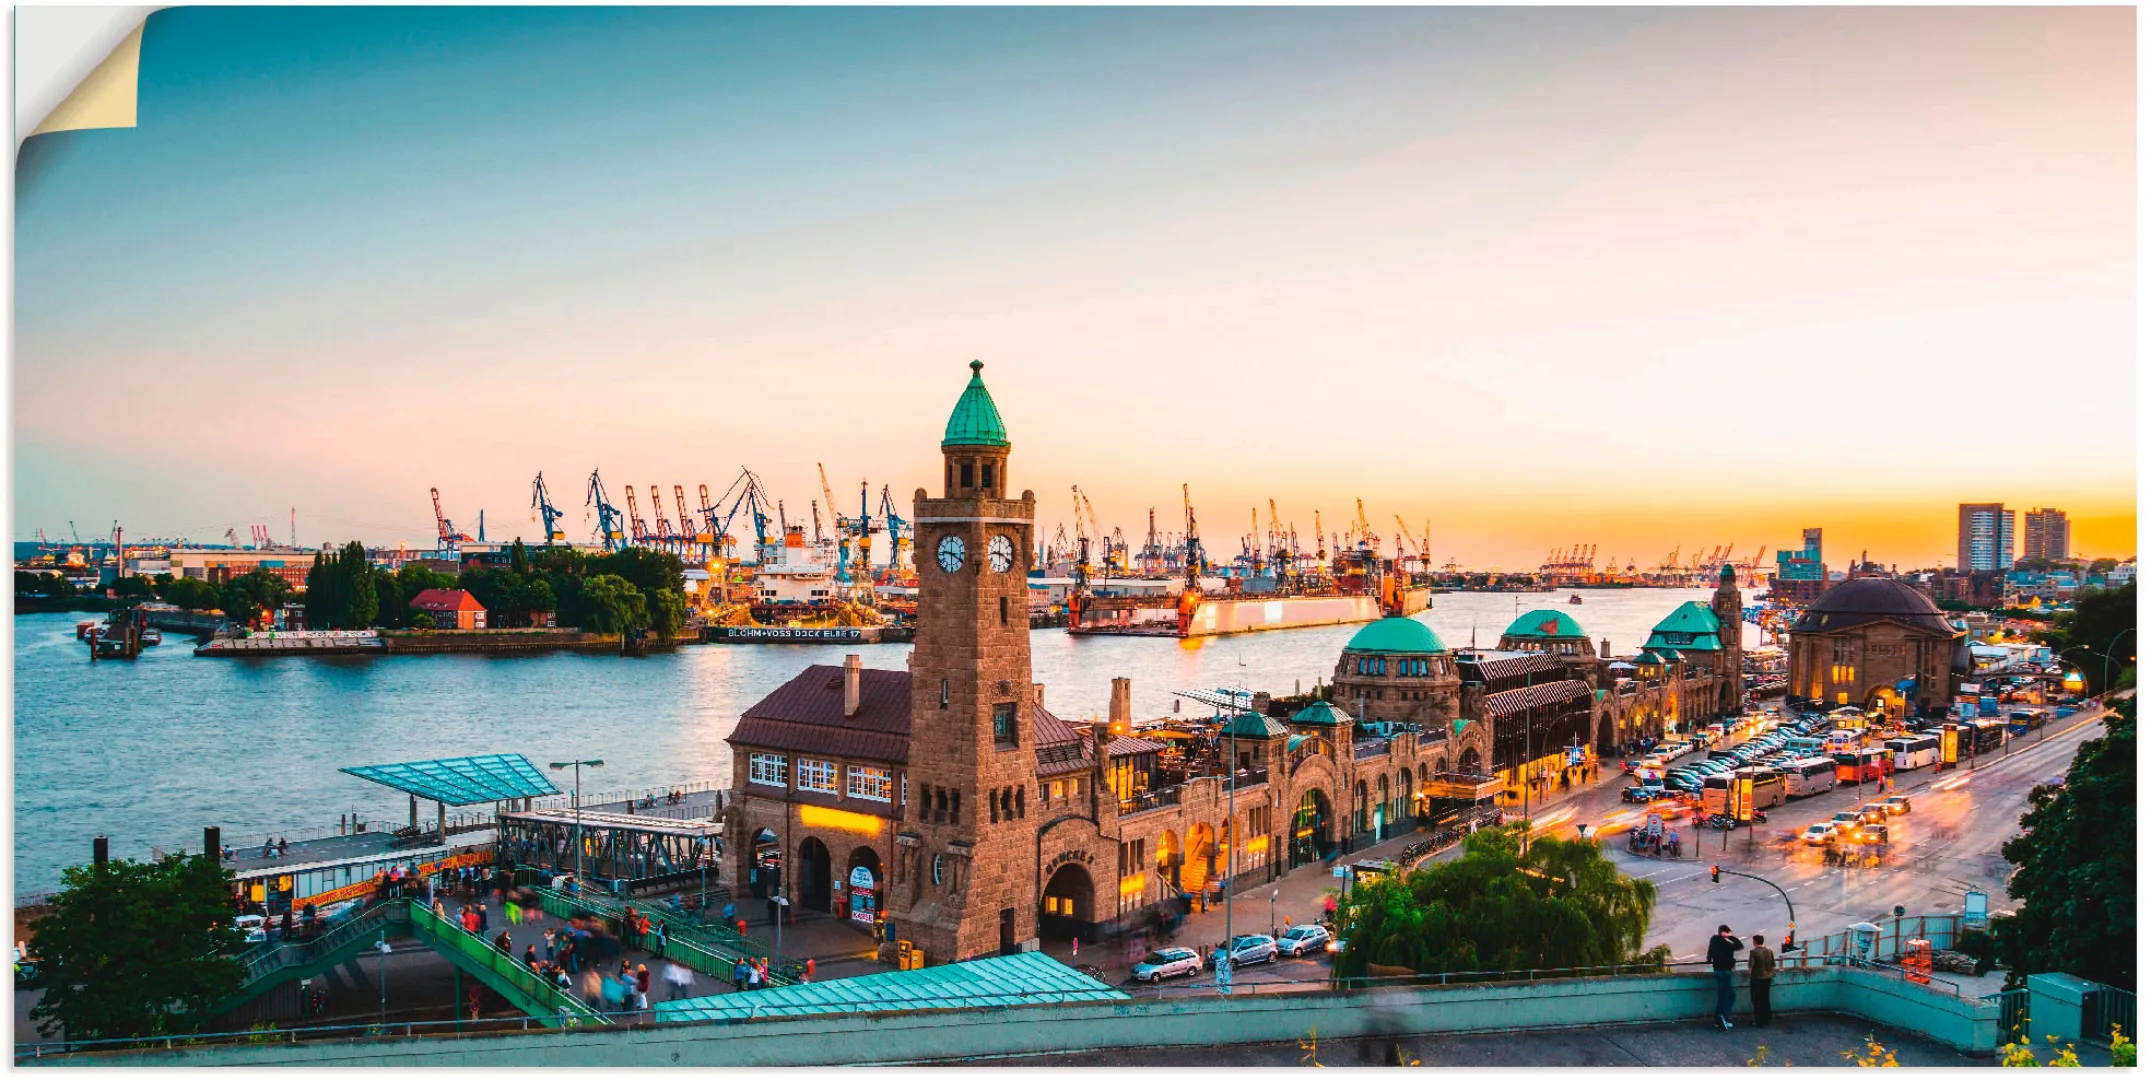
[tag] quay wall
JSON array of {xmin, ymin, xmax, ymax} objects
[
  {"xmin": 381, "ymin": 629, "xmax": 619, "ymax": 654},
  {"xmin": 26, "ymin": 967, "xmax": 1996, "ymax": 1067}
]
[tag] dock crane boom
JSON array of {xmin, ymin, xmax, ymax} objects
[
  {"xmin": 429, "ymin": 488, "xmax": 473, "ymax": 550},
  {"xmin": 650, "ymin": 486, "xmax": 677, "ymax": 548},
  {"xmin": 1182, "ymin": 483, "xmax": 1205, "ymax": 579},
  {"xmin": 431, "ymin": 488, "xmax": 452, "ymax": 549},
  {"xmin": 674, "ymin": 485, "xmax": 700, "ymax": 554},
  {"xmin": 585, "ymin": 470, "xmax": 626, "ymax": 550},
  {"xmin": 531, "ymin": 473, "xmax": 567, "ymax": 543},
  {"xmin": 877, "ymin": 485, "xmax": 910, "ymax": 571},
  {"xmin": 622, "ymin": 485, "xmax": 650, "ymax": 546}
]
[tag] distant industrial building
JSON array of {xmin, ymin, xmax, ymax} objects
[
  {"xmin": 1956, "ymin": 504, "xmax": 2016, "ymax": 572},
  {"xmin": 1772, "ymin": 528, "xmax": 1826, "ymax": 603},
  {"xmin": 2019, "ymin": 508, "xmax": 2070, "ymax": 565},
  {"xmin": 168, "ymin": 548, "xmax": 318, "ymax": 589}
]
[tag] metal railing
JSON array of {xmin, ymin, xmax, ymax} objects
[
  {"xmin": 525, "ymin": 884, "xmax": 801, "ymax": 984},
  {"xmin": 1118, "ymin": 788, "xmax": 1183, "ymax": 816},
  {"xmin": 2089, "ymin": 985, "xmax": 2135, "ymax": 1041},
  {"xmin": 236, "ymin": 901, "xmax": 406, "ymax": 985},
  {"xmin": 408, "ymin": 900, "xmax": 608, "ymax": 1026},
  {"xmin": 15, "ymin": 1013, "xmax": 602, "ymax": 1060},
  {"xmin": 1984, "ymin": 987, "xmax": 2031, "ymax": 1043}
]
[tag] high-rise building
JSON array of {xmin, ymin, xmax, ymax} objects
[
  {"xmin": 1772, "ymin": 527, "xmax": 1826, "ymax": 602},
  {"xmin": 2021, "ymin": 508, "xmax": 2071, "ymax": 564},
  {"xmin": 1957, "ymin": 504, "xmax": 2015, "ymax": 572}
]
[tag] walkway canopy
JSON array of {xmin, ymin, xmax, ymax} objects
[
  {"xmin": 341, "ymin": 753, "xmax": 560, "ymax": 806},
  {"xmin": 654, "ymin": 952, "xmax": 1125, "ymax": 1024},
  {"xmin": 498, "ymin": 807, "xmax": 722, "ymax": 887}
]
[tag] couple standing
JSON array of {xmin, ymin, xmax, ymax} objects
[{"xmin": 1707, "ymin": 925, "xmax": 1776, "ymax": 1030}]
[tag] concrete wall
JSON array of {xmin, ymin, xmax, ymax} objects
[{"xmin": 30, "ymin": 966, "xmax": 1996, "ymax": 1067}]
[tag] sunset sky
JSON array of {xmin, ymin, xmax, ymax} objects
[{"xmin": 15, "ymin": 7, "xmax": 2135, "ymax": 568}]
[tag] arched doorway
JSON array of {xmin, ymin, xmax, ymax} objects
[
  {"xmin": 798, "ymin": 837, "xmax": 833, "ymax": 913},
  {"xmin": 1598, "ymin": 714, "xmax": 1617, "ymax": 754},
  {"xmin": 1290, "ymin": 789, "xmax": 1332, "ymax": 869},
  {"xmin": 1184, "ymin": 823, "xmax": 1215, "ymax": 900},
  {"xmin": 1458, "ymin": 747, "xmax": 1481, "ymax": 774},
  {"xmin": 1374, "ymin": 776, "xmax": 1390, "ymax": 840},
  {"xmin": 751, "ymin": 828, "xmax": 781, "ymax": 899},
  {"xmin": 844, "ymin": 847, "xmax": 883, "ymax": 928},
  {"xmin": 1354, "ymin": 781, "xmax": 1371, "ymax": 839},
  {"xmin": 1156, "ymin": 829, "xmax": 1181, "ymax": 895},
  {"xmin": 1040, "ymin": 863, "xmax": 1096, "ymax": 943}
]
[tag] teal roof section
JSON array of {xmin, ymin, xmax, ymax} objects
[
  {"xmin": 1222, "ymin": 712, "xmax": 1289, "ymax": 739},
  {"xmin": 1292, "ymin": 701, "xmax": 1355, "ymax": 726},
  {"xmin": 341, "ymin": 754, "xmax": 560, "ymax": 807},
  {"xmin": 942, "ymin": 360, "xmax": 1010, "ymax": 448},
  {"xmin": 655, "ymin": 952, "xmax": 1124, "ymax": 1024},
  {"xmin": 1634, "ymin": 650, "xmax": 1666, "ymax": 666},
  {"xmin": 1343, "ymin": 616, "xmax": 1446, "ymax": 654},
  {"xmin": 1642, "ymin": 601, "xmax": 1725, "ymax": 653},
  {"xmin": 1503, "ymin": 609, "xmax": 1587, "ymax": 639}
]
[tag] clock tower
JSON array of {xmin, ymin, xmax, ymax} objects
[{"xmin": 890, "ymin": 360, "xmax": 1042, "ymax": 962}]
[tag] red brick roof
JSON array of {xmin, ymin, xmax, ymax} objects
[
  {"xmin": 409, "ymin": 588, "xmax": 485, "ymax": 613},
  {"xmin": 728, "ymin": 665, "xmax": 913, "ymax": 763}
]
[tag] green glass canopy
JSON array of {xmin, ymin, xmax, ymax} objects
[
  {"xmin": 656, "ymin": 951, "xmax": 1124, "ymax": 1024},
  {"xmin": 341, "ymin": 753, "xmax": 560, "ymax": 807}
]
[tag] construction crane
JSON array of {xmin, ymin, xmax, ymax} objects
[
  {"xmin": 428, "ymin": 489, "xmax": 473, "ymax": 551},
  {"xmin": 1394, "ymin": 515, "xmax": 1432, "ymax": 571},
  {"xmin": 1069, "ymin": 487, "xmax": 1091, "ymax": 577},
  {"xmin": 585, "ymin": 469, "xmax": 626, "ymax": 551},
  {"xmin": 1351, "ymin": 498, "xmax": 1373, "ymax": 550},
  {"xmin": 1182, "ymin": 483, "xmax": 1206, "ymax": 582},
  {"xmin": 674, "ymin": 485, "xmax": 700, "ymax": 556},
  {"xmin": 877, "ymin": 485, "xmax": 911, "ymax": 571},
  {"xmin": 531, "ymin": 473, "xmax": 567, "ymax": 544}
]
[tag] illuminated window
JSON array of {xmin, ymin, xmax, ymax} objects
[
  {"xmin": 797, "ymin": 759, "xmax": 836, "ymax": 793},
  {"xmin": 846, "ymin": 765, "xmax": 893, "ymax": 803},
  {"xmin": 748, "ymin": 753, "xmax": 788, "ymax": 787}
]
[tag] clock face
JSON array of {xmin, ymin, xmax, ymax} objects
[
  {"xmin": 987, "ymin": 534, "xmax": 1015, "ymax": 573},
  {"xmin": 936, "ymin": 534, "xmax": 967, "ymax": 573}
]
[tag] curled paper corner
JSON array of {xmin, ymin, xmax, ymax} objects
[{"xmin": 19, "ymin": 7, "xmax": 160, "ymax": 147}]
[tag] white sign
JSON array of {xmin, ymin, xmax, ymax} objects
[
  {"xmin": 848, "ymin": 866, "xmax": 876, "ymax": 889},
  {"xmin": 1332, "ymin": 866, "xmax": 1349, "ymax": 879}
]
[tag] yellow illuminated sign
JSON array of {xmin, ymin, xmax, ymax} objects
[
  {"xmin": 1245, "ymin": 835, "xmax": 1270, "ymax": 856},
  {"xmin": 1120, "ymin": 873, "xmax": 1147, "ymax": 896},
  {"xmin": 799, "ymin": 804, "xmax": 884, "ymax": 837}
]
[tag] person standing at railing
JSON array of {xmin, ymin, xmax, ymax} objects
[
  {"xmin": 1747, "ymin": 934, "xmax": 1776, "ymax": 1027},
  {"xmin": 543, "ymin": 927, "xmax": 557, "ymax": 964},
  {"xmin": 1707, "ymin": 925, "xmax": 1745, "ymax": 1031}
]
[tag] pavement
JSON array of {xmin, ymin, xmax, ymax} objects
[{"xmin": 999, "ymin": 1011, "xmax": 1995, "ymax": 1067}]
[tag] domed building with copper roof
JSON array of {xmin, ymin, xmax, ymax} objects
[
  {"xmin": 1331, "ymin": 616, "xmax": 1463, "ymax": 730},
  {"xmin": 1788, "ymin": 576, "xmax": 1964, "ymax": 718}
]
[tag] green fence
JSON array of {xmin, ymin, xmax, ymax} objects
[{"xmin": 408, "ymin": 901, "xmax": 609, "ymax": 1027}]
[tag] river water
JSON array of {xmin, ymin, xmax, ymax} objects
[{"xmin": 12, "ymin": 586, "xmax": 1753, "ymax": 895}]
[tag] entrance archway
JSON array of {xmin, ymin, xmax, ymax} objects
[
  {"xmin": 1290, "ymin": 789, "xmax": 1333, "ymax": 869},
  {"xmin": 1156, "ymin": 829, "xmax": 1181, "ymax": 894},
  {"xmin": 1458, "ymin": 747, "xmax": 1482, "ymax": 773},
  {"xmin": 1041, "ymin": 863, "xmax": 1096, "ymax": 943},
  {"xmin": 844, "ymin": 847, "xmax": 883, "ymax": 928},
  {"xmin": 1598, "ymin": 714, "xmax": 1617, "ymax": 754},
  {"xmin": 798, "ymin": 836, "xmax": 833, "ymax": 913},
  {"xmin": 751, "ymin": 828, "xmax": 781, "ymax": 899}
]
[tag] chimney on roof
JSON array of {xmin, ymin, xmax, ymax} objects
[
  {"xmin": 1033, "ymin": 682, "xmax": 1044, "ymax": 708},
  {"xmin": 1109, "ymin": 677, "xmax": 1131, "ymax": 733},
  {"xmin": 1600, "ymin": 638, "xmax": 1611, "ymax": 659},
  {"xmin": 843, "ymin": 654, "xmax": 863, "ymax": 718}
]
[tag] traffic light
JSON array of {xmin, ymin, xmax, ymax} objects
[{"xmin": 1710, "ymin": 865, "xmax": 1721, "ymax": 883}]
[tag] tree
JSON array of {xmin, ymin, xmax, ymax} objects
[
  {"xmin": 108, "ymin": 575, "xmax": 155, "ymax": 600},
  {"xmin": 2045, "ymin": 582, "xmax": 2136, "ymax": 695},
  {"xmin": 645, "ymin": 585, "xmax": 687, "ymax": 640},
  {"xmin": 158, "ymin": 576, "xmax": 222, "ymax": 611},
  {"xmin": 410, "ymin": 612, "xmax": 435, "ymax": 630},
  {"xmin": 510, "ymin": 538, "xmax": 529, "ymax": 577},
  {"xmin": 580, "ymin": 573, "xmax": 649, "ymax": 634},
  {"xmin": 219, "ymin": 569, "xmax": 293, "ymax": 629},
  {"xmin": 28, "ymin": 853, "xmax": 246, "ymax": 1039},
  {"xmin": 1991, "ymin": 698, "xmax": 2134, "ymax": 990},
  {"xmin": 2090, "ymin": 558, "xmax": 2120, "ymax": 577},
  {"xmin": 1330, "ymin": 825, "xmax": 1665, "ymax": 983}
]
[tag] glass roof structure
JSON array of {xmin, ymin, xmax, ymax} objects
[
  {"xmin": 655, "ymin": 952, "xmax": 1125, "ymax": 1025},
  {"xmin": 340, "ymin": 754, "xmax": 560, "ymax": 806}
]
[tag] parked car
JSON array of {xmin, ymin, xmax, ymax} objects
[
  {"xmin": 1277, "ymin": 924, "xmax": 1331, "ymax": 957},
  {"xmin": 1623, "ymin": 783, "xmax": 1665, "ymax": 803},
  {"xmin": 1225, "ymin": 934, "xmax": 1279, "ymax": 967},
  {"xmin": 1882, "ymin": 795, "xmax": 1912, "ymax": 816},
  {"xmin": 1132, "ymin": 947, "xmax": 1204, "ymax": 982}
]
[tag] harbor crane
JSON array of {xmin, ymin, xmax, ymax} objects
[
  {"xmin": 1182, "ymin": 483, "xmax": 1206, "ymax": 582},
  {"xmin": 531, "ymin": 473, "xmax": 567, "ymax": 544},
  {"xmin": 1069, "ymin": 487, "xmax": 1092, "ymax": 578},
  {"xmin": 649, "ymin": 486, "xmax": 678, "ymax": 549},
  {"xmin": 1351, "ymin": 498, "xmax": 1374, "ymax": 550},
  {"xmin": 675, "ymin": 485, "xmax": 705, "ymax": 557},
  {"xmin": 622, "ymin": 485, "xmax": 651, "ymax": 546},
  {"xmin": 429, "ymin": 488, "xmax": 472, "ymax": 551},
  {"xmin": 706, "ymin": 468, "xmax": 777, "ymax": 558},
  {"xmin": 585, "ymin": 469, "xmax": 626, "ymax": 551},
  {"xmin": 1394, "ymin": 515, "xmax": 1432, "ymax": 571},
  {"xmin": 877, "ymin": 485, "xmax": 911, "ymax": 571}
]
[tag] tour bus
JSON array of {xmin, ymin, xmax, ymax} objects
[
  {"xmin": 1832, "ymin": 747, "xmax": 1891, "ymax": 784},
  {"xmin": 2006, "ymin": 709, "xmax": 2047, "ymax": 737},
  {"xmin": 1823, "ymin": 729, "xmax": 1861, "ymax": 755},
  {"xmin": 1884, "ymin": 734, "xmax": 1940, "ymax": 771},
  {"xmin": 1961, "ymin": 718, "xmax": 2006, "ymax": 755},
  {"xmin": 1784, "ymin": 757, "xmax": 1840, "ymax": 798},
  {"xmin": 1700, "ymin": 767, "xmax": 1788, "ymax": 813}
]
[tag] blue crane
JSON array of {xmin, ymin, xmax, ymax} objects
[
  {"xmin": 877, "ymin": 485, "xmax": 911, "ymax": 571},
  {"xmin": 704, "ymin": 468, "xmax": 776, "ymax": 560},
  {"xmin": 585, "ymin": 469, "xmax": 626, "ymax": 551},
  {"xmin": 531, "ymin": 473, "xmax": 567, "ymax": 544}
]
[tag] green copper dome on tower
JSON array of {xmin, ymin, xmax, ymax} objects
[{"xmin": 942, "ymin": 360, "xmax": 1011, "ymax": 448}]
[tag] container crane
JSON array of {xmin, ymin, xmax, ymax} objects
[
  {"xmin": 674, "ymin": 485, "xmax": 701, "ymax": 556},
  {"xmin": 586, "ymin": 469, "xmax": 626, "ymax": 551},
  {"xmin": 877, "ymin": 485, "xmax": 911, "ymax": 572},
  {"xmin": 429, "ymin": 488, "xmax": 472, "ymax": 550},
  {"xmin": 649, "ymin": 485, "xmax": 677, "ymax": 550},
  {"xmin": 531, "ymin": 473, "xmax": 568, "ymax": 544},
  {"xmin": 707, "ymin": 469, "xmax": 777, "ymax": 559},
  {"xmin": 622, "ymin": 485, "xmax": 651, "ymax": 546}
]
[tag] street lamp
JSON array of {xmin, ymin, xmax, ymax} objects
[
  {"xmin": 1269, "ymin": 888, "xmax": 1280, "ymax": 938},
  {"xmin": 549, "ymin": 759, "xmax": 605, "ymax": 884}
]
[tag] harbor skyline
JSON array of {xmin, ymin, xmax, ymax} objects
[{"xmin": 16, "ymin": 6, "xmax": 2136, "ymax": 568}]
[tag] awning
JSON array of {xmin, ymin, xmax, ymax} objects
[
  {"xmin": 1422, "ymin": 772, "xmax": 1503, "ymax": 801},
  {"xmin": 655, "ymin": 951, "xmax": 1126, "ymax": 1024},
  {"xmin": 341, "ymin": 753, "xmax": 560, "ymax": 807}
]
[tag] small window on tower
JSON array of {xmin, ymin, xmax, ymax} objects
[
  {"xmin": 981, "ymin": 463, "xmax": 995, "ymax": 490},
  {"xmin": 950, "ymin": 791, "xmax": 961, "ymax": 822},
  {"xmin": 992, "ymin": 702, "xmax": 1018, "ymax": 747},
  {"xmin": 960, "ymin": 462, "xmax": 974, "ymax": 488},
  {"xmin": 999, "ymin": 596, "xmax": 1008, "ymax": 625},
  {"xmin": 941, "ymin": 678, "xmax": 949, "ymax": 709}
]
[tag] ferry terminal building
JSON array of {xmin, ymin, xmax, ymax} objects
[{"xmin": 721, "ymin": 363, "xmax": 1749, "ymax": 963}]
